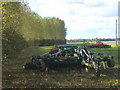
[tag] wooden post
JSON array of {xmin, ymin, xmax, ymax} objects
[{"xmin": 116, "ymin": 19, "xmax": 117, "ymax": 46}]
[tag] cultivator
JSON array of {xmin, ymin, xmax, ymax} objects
[{"xmin": 24, "ymin": 46, "xmax": 115, "ymax": 76}]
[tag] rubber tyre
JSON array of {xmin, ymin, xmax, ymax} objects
[
  {"xmin": 40, "ymin": 60, "xmax": 46, "ymax": 71},
  {"xmin": 25, "ymin": 63, "xmax": 29, "ymax": 69},
  {"xmin": 107, "ymin": 59, "xmax": 115, "ymax": 67}
]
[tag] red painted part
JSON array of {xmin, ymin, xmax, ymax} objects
[
  {"xmin": 52, "ymin": 46, "xmax": 59, "ymax": 50},
  {"xmin": 87, "ymin": 41, "xmax": 111, "ymax": 48}
]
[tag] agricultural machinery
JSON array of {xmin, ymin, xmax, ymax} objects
[
  {"xmin": 87, "ymin": 41, "xmax": 111, "ymax": 48},
  {"xmin": 24, "ymin": 46, "xmax": 115, "ymax": 76}
]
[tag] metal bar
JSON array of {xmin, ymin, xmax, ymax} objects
[{"xmin": 38, "ymin": 52, "xmax": 50, "ymax": 57}]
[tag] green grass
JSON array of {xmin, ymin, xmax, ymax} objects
[
  {"xmin": 2, "ymin": 43, "xmax": 120, "ymax": 88},
  {"xmin": 91, "ymin": 47, "xmax": 119, "ymax": 65}
]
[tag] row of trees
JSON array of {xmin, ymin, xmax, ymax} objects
[
  {"xmin": 67, "ymin": 38, "xmax": 116, "ymax": 42},
  {"xmin": 20, "ymin": 6, "xmax": 67, "ymax": 45},
  {"xmin": 2, "ymin": 2, "xmax": 66, "ymax": 60}
]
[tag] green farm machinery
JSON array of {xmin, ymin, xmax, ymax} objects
[{"xmin": 24, "ymin": 46, "xmax": 115, "ymax": 76}]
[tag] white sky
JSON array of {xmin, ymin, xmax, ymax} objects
[{"xmin": 26, "ymin": 0, "xmax": 119, "ymax": 39}]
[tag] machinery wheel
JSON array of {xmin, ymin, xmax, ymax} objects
[
  {"xmin": 107, "ymin": 59, "xmax": 115, "ymax": 67},
  {"xmin": 25, "ymin": 63, "xmax": 30, "ymax": 69},
  {"xmin": 39, "ymin": 60, "xmax": 46, "ymax": 71}
]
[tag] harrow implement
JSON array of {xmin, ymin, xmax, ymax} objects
[{"xmin": 24, "ymin": 46, "xmax": 115, "ymax": 76}]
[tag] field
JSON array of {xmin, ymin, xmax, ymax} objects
[
  {"xmin": 67, "ymin": 41, "xmax": 120, "ymax": 47},
  {"xmin": 2, "ymin": 41, "xmax": 120, "ymax": 88}
]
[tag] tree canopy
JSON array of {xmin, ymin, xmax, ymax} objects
[{"xmin": 2, "ymin": 2, "xmax": 67, "ymax": 60}]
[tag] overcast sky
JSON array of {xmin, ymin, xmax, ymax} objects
[{"xmin": 27, "ymin": 0, "xmax": 119, "ymax": 39}]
